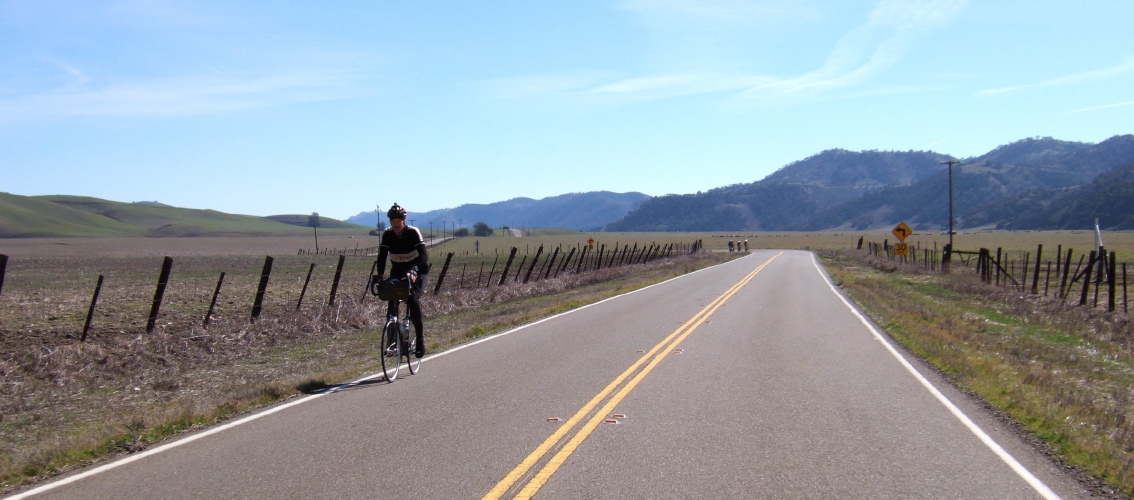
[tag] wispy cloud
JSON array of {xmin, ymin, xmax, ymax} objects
[
  {"xmin": 1066, "ymin": 100, "xmax": 1134, "ymax": 115},
  {"xmin": 590, "ymin": 73, "xmax": 775, "ymax": 98},
  {"xmin": 741, "ymin": 0, "xmax": 968, "ymax": 99},
  {"xmin": 0, "ymin": 62, "xmax": 374, "ymax": 122},
  {"xmin": 477, "ymin": 0, "xmax": 967, "ymax": 107},
  {"xmin": 979, "ymin": 55, "xmax": 1134, "ymax": 96},
  {"xmin": 475, "ymin": 71, "xmax": 778, "ymax": 107}
]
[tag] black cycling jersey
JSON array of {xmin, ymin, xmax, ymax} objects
[{"xmin": 376, "ymin": 225, "xmax": 429, "ymax": 279}]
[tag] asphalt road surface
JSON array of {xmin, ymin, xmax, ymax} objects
[{"xmin": 9, "ymin": 250, "xmax": 1093, "ymax": 499}]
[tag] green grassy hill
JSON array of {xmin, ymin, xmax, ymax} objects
[{"xmin": 0, "ymin": 193, "xmax": 371, "ymax": 238}]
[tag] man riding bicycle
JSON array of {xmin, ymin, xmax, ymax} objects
[{"xmin": 374, "ymin": 203, "xmax": 429, "ymax": 358}]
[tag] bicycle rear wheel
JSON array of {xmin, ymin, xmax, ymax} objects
[{"xmin": 380, "ymin": 321, "xmax": 401, "ymax": 382}]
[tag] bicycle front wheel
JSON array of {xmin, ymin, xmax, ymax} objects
[
  {"xmin": 380, "ymin": 321, "xmax": 401, "ymax": 382},
  {"xmin": 405, "ymin": 333, "xmax": 421, "ymax": 375}
]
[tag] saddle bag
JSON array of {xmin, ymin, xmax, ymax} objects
[{"xmin": 375, "ymin": 277, "xmax": 412, "ymax": 301}]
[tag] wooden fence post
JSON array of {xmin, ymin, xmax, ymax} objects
[
  {"xmin": 328, "ymin": 255, "xmax": 346, "ymax": 306},
  {"xmin": 0, "ymin": 254, "xmax": 7, "ymax": 297},
  {"xmin": 146, "ymin": 256, "xmax": 174, "ymax": 333},
  {"xmin": 498, "ymin": 248, "xmax": 518, "ymax": 286},
  {"xmin": 1108, "ymin": 251, "xmax": 1117, "ymax": 312},
  {"xmin": 1079, "ymin": 251, "xmax": 1096, "ymax": 306},
  {"xmin": 81, "ymin": 275, "xmax": 104, "ymax": 342},
  {"xmin": 523, "ymin": 245, "xmax": 544, "ymax": 283},
  {"xmin": 1124, "ymin": 263, "xmax": 1129, "ymax": 314},
  {"xmin": 1055, "ymin": 245, "xmax": 1062, "ymax": 280},
  {"xmin": 1031, "ymin": 244, "xmax": 1043, "ymax": 294},
  {"xmin": 543, "ymin": 247, "xmax": 560, "ymax": 280},
  {"xmin": 977, "ymin": 248, "xmax": 988, "ymax": 282},
  {"xmin": 1059, "ymin": 249, "xmax": 1074, "ymax": 299},
  {"xmin": 434, "ymin": 252, "xmax": 454, "ymax": 293},
  {"xmin": 941, "ymin": 243, "xmax": 952, "ymax": 274},
  {"xmin": 251, "ymin": 256, "xmax": 273, "ymax": 322},
  {"xmin": 486, "ymin": 255, "xmax": 499, "ymax": 288},
  {"xmin": 1043, "ymin": 262, "xmax": 1052, "ymax": 296},
  {"xmin": 995, "ymin": 248, "xmax": 1003, "ymax": 286},
  {"xmin": 556, "ymin": 247, "xmax": 575, "ymax": 277},
  {"xmin": 297, "ymin": 263, "xmax": 315, "ymax": 310},
  {"xmin": 1093, "ymin": 253, "xmax": 1104, "ymax": 308},
  {"xmin": 204, "ymin": 272, "xmax": 225, "ymax": 327},
  {"xmin": 575, "ymin": 246, "xmax": 589, "ymax": 274}
]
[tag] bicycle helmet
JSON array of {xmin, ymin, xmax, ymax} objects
[{"xmin": 387, "ymin": 203, "xmax": 407, "ymax": 220}]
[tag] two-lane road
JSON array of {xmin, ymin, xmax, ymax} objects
[{"xmin": 10, "ymin": 250, "xmax": 1090, "ymax": 499}]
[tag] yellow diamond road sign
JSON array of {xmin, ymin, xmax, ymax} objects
[{"xmin": 892, "ymin": 222, "xmax": 912, "ymax": 241}]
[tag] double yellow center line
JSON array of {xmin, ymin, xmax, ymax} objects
[{"xmin": 484, "ymin": 252, "xmax": 782, "ymax": 499}]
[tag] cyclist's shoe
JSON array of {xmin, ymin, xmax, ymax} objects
[{"xmin": 415, "ymin": 336, "xmax": 425, "ymax": 358}]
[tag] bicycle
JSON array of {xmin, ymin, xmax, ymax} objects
[{"xmin": 370, "ymin": 272, "xmax": 422, "ymax": 382}]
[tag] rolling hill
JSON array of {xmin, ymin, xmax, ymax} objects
[
  {"xmin": 606, "ymin": 135, "xmax": 1134, "ymax": 232},
  {"xmin": 0, "ymin": 194, "xmax": 368, "ymax": 238}
]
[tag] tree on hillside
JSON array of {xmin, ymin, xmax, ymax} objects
[
  {"xmin": 473, "ymin": 221, "xmax": 494, "ymax": 237},
  {"xmin": 308, "ymin": 212, "xmax": 321, "ymax": 252}
]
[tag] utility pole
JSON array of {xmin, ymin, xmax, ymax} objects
[{"xmin": 942, "ymin": 160, "xmax": 961, "ymax": 272}]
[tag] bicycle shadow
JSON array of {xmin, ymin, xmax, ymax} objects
[{"xmin": 297, "ymin": 376, "xmax": 392, "ymax": 395}]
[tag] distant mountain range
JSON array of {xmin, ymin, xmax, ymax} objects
[
  {"xmin": 607, "ymin": 135, "xmax": 1134, "ymax": 232},
  {"xmin": 6, "ymin": 135, "xmax": 1132, "ymax": 238},
  {"xmin": 346, "ymin": 191, "xmax": 650, "ymax": 232}
]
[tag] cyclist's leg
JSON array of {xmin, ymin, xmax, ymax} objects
[
  {"xmin": 385, "ymin": 300, "xmax": 399, "ymax": 349},
  {"xmin": 406, "ymin": 295, "xmax": 424, "ymax": 357}
]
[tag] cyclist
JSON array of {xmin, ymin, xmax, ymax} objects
[{"xmin": 375, "ymin": 203, "xmax": 429, "ymax": 357}]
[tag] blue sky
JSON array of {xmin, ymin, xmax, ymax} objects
[{"xmin": 2, "ymin": 0, "xmax": 1132, "ymax": 221}]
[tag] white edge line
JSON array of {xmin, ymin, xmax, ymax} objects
[
  {"xmin": 809, "ymin": 253, "xmax": 1062, "ymax": 500},
  {"xmin": 4, "ymin": 394, "xmax": 323, "ymax": 500},
  {"xmin": 5, "ymin": 253, "xmax": 740, "ymax": 499}
]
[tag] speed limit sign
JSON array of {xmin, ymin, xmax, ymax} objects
[{"xmin": 894, "ymin": 242, "xmax": 909, "ymax": 256}]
